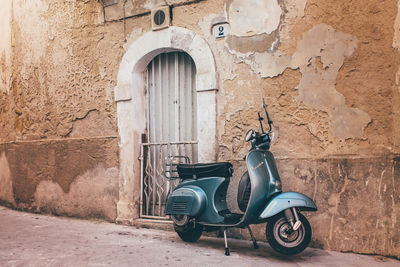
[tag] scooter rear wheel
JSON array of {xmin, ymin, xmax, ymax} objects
[
  {"xmin": 266, "ymin": 212, "xmax": 311, "ymax": 255},
  {"xmin": 174, "ymin": 221, "xmax": 203, "ymax": 243},
  {"xmin": 171, "ymin": 214, "xmax": 190, "ymax": 227}
]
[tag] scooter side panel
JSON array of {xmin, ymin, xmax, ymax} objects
[
  {"xmin": 258, "ymin": 192, "xmax": 317, "ymax": 219},
  {"xmin": 165, "ymin": 185, "xmax": 207, "ymax": 216},
  {"xmin": 166, "ymin": 177, "xmax": 227, "ymax": 224}
]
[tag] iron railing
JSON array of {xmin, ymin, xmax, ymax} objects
[{"xmin": 139, "ymin": 141, "xmax": 198, "ymax": 219}]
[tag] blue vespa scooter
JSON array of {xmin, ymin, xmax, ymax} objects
[{"xmin": 165, "ymin": 101, "xmax": 317, "ymax": 255}]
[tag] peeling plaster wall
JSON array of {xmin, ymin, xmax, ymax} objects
[
  {"xmin": 0, "ymin": 138, "xmax": 119, "ymax": 221},
  {"xmin": 225, "ymin": 0, "xmax": 282, "ymax": 55},
  {"xmin": 0, "ymin": 0, "xmax": 14, "ymax": 141},
  {"xmin": 229, "ymin": 22, "xmax": 371, "ymax": 140},
  {"xmin": 0, "ymin": 0, "xmax": 12, "ymax": 95},
  {"xmin": 393, "ymin": 0, "xmax": 400, "ymax": 152},
  {"xmin": 227, "ymin": 0, "xmax": 281, "ymax": 37},
  {"xmin": 216, "ymin": 0, "xmax": 398, "ymax": 156},
  {"xmin": 0, "ymin": 152, "xmax": 15, "ymax": 206},
  {"xmin": 0, "ymin": 0, "xmax": 121, "ymax": 221},
  {"xmin": 0, "ymin": 0, "xmax": 400, "ymax": 258},
  {"xmin": 34, "ymin": 165, "xmax": 119, "ymax": 221},
  {"xmin": 173, "ymin": 0, "xmax": 400, "ymax": 257},
  {"xmin": 226, "ymin": 156, "xmax": 400, "ymax": 258},
  {"xmin": 9, "ymin": 0, "xmax": 117, "ymax": 139}
]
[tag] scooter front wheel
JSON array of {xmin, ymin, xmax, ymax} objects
[
  {"xmin": 266, "ymin": 212, "xmax": 311, "ymax": 255},
  {"xmin": 173, "ymin": 220, "xmax": 203, "ymax": 243}
]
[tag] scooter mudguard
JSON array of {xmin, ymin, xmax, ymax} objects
[
  {"xmin": 165, "ymin": 185, "xmax": 207, "ymax": 216},
  {"xmin": 259, "ymin": 192, "xmax": 317, "ymax": 219}
]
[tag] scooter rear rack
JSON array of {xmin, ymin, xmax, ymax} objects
[{"xmin": 163, "ymin": 155, "xmax": 190, "ymax": 180}]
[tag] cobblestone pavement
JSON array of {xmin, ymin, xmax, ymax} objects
[{"xmin": 0, "ymin": 206, "xmax": 398, "ymax": 267}]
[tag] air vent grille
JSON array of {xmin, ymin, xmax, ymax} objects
[
  {"xmin": 151, "ymin": 6, "xmax": 170, "ymax": 31},
  {"xmin": 173, "ymin": 202, "xmax": 187, "ymax": 212}
]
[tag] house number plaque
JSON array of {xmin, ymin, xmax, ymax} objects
[{"xmin": 212, "ymin": 23, "xmax": 230, "ymax": 38}]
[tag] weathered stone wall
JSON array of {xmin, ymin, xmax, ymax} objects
[
  {"xmin": 214, "ymin": 0, "xmax": 400, "ymax": 258},
  {"xmin": 0, "ymin": 0, "xmax": 399, "ymax": 258},
  {"xmin": 0, "ymin": 138, "xmax": 119, "ymax": 220},
  {"xmin": 0, "ymin": 0, "xmax": 122, "ymax": 221},
  {"xmin": 226, "ymin": 156, "xmax": 400, "ymax": 258}
]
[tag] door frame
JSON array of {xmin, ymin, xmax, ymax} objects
[{"xmin": 114, "ymin": 27, "xmax": 218, "ymax": 224}]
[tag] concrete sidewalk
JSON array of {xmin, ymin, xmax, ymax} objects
[{"xmin": 0, "ymin": 206, "xmax": 397, "ymax": 267}]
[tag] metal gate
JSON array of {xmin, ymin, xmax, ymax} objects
[{"xmin": 140, "ymin": 52, "xmax": 198, "ymax": 219}]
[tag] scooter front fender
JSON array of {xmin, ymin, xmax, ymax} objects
[{"xmin": 259, "ymin": 192, "xmax": 317, "ymax": 219}]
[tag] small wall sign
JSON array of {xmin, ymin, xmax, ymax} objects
[{"xmin": 212, "ymin": 23, "xmax": 230, "ymax": 39}]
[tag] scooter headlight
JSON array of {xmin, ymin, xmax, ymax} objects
[{"xmin": 275, "ymin": 179, "xmax": 282, "ymax": 190}]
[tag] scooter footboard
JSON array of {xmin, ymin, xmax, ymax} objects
[{"xmin": 259, "ymin": 192, "xmax": 317, "ymax": 219}]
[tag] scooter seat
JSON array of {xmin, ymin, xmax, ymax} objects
[{"xmin": 177, "ymin": 162, "xmax": 233, "ymax": 180}]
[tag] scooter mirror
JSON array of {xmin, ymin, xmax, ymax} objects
[{"xmin": 245, "ymin": 129, "xmax": 254, "ymax": 142}]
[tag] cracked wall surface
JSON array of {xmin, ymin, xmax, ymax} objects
[{"xmin": 0, "ymin": 0, "xmax": 399, "ymax": 258}]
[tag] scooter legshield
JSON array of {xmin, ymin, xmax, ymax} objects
[
  {"xmin": 259, "ymin": 192, "xmax": 317, "ymax": 219},
  {"xmin": 165, "ymin": 185, "xmax": 207, "ymax": 216}
]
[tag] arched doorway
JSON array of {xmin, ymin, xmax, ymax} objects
[
  {"xmin": 141, "ymin": 51, "xmax": 198, "ymax": 218},
  {"xmin": 114, "ymin": 27, "xmax": 218, "ymax": 224}
]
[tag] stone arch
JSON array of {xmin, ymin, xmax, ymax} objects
[{"xmin": 114, "ymin": 26, "xmax": 218, "ymax": 223}]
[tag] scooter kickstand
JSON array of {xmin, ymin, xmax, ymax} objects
[
  {"xmin": 247, "ymin": 226, "xmax": 259, "ymax": 249},
  {"xmin": 223, "ymin": 228, "xmax": 230, "ymax": 256}
]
